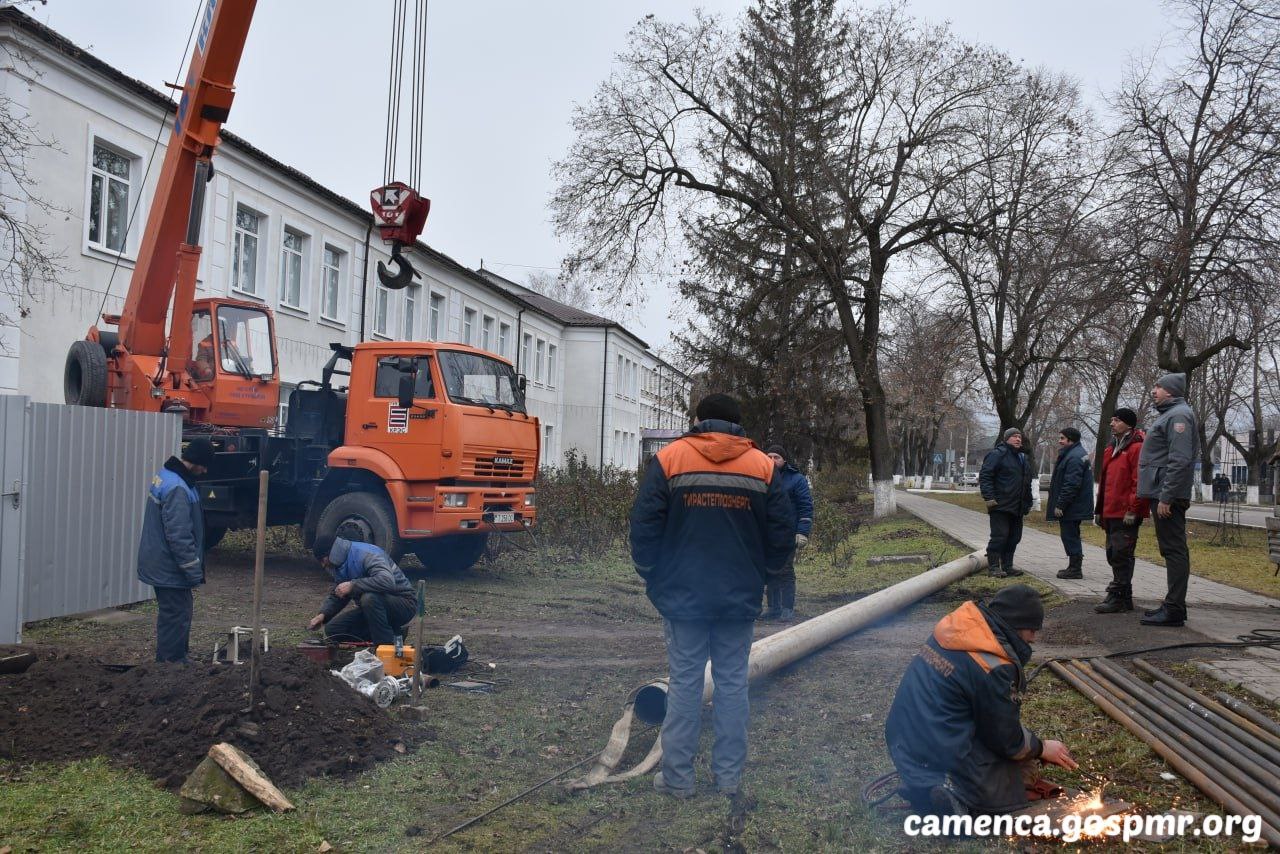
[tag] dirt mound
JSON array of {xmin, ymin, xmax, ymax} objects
[{"xmin": 0, "ymin": 649, "xmax": 409, "ymax": 789}]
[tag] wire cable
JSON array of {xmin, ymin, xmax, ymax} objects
[
  {"xmin": 96, "ymin": 0, "xmax": 204, "ymax": 324},
  {"xmin": 1026, "ymin": 628, "xmax": 1280, "ymax": 684}
]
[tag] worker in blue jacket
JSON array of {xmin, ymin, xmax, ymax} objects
[
  {"xmin": 308, "ymin": 537, "xmax": 417, "ymax": 645},
  {"xmin": 885, "ymin": 585, "xmax": 1077, "ymax": 816},
  {"xmin": 762, "ymin": 444, "xmax": 814, "ymax": 621},
  {"xmin": 1047, "ymin": 427, "xmax": 1095, "ymax": 580},
  {"xmin": 137, "ymin": 437, "xmax": 214, "ymax": 663}
]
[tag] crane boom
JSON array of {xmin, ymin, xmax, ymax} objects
[{"xmin": 118, "ymin": 0, "xmax": 256, "ymax": 358}]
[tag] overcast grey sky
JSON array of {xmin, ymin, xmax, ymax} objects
[{"xmin": 37, "ymin": 0, "xmax": 1173, "ymax": 351}]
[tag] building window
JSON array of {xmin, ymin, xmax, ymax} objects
[
  {"xmin": 463, "ymin": 308, "xmax": 476, "ymax": 345},
  {"xmin": 321, "ymin": 245, "xmax": 344, "ymax": 321},
  {"xmin": 232, "ymin": 205, "xmax": 262, "ymax": 296},
  {"xmin": 522, "ymin": 333, "xmax": 532, "ymax": 374},
  {"xmin": 616, "ymin": 354, "xmax": 624, "ymax": 398},
  {"xmin": 482, "ymin": 315, "xmax": 495, "ymax": 352},
  {"xmin": 373, "ymin": 286, "xmax": 390, "ymax": 336},
  {"xmin": 88, "ymin": 142, "xmax": 133, "ymax": 253},
  {"xmin": 277, "ymin": 383, "xmax": 294, "ymax": 428},
  {"xmin": 279, "ymin": 228, "xmax": 306, "ymax": 309},
  {"xmin": 403, "ymin": 290, "xmax": 417, "ymax": 339},
  {"xmin": 544, "ymin": 424, "xmax": 554, "ymax": 464},
  {"xmin": 498, "ymin": 322, "xmax": 510, "ymax": 358},
  {"xmin": 535, "ymin": 339, "xmax": 545, "ymax": 383},
  {"xmin": 428, "ymin": 292, "xmax": 444, "ymax": 339},
  {"xmin": 546, "ymin": 344, "xmax": 557, "ymax": 388}
]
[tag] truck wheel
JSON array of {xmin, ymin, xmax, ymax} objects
[
  {"xmin": 204, "ymin": 525, "xmax": 228, "ymax": 553},
  {"xmin": 412, "ymin": 533, "xmax": 488, "ymax": 573},
  {"xmin": 316, "ymin": 492, "xmax": 404, "ymax": 561},
  {"xmin": 65, "ymin": 340, "xmax": 108, "ymax": 406}
]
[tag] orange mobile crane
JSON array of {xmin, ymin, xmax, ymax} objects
[{"xmin": 64, "ymin": 0, "xmax": 538, "ymax": 571}]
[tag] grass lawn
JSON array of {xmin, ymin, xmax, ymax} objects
[
  {"xmin": 927, "ymin": 491, "xmax": 1280, "ymax": 599},
  {"xmin": 0, "ymin": 512, "xmax": 1247, "ymax": 852}
]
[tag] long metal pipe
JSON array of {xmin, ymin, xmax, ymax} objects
[
  {"xmin": 1050, "ymin": 661, "xmax": 1280, "ymax": 848},
  {"xmin": 633, "ymin": 551, "xmax": 987, "ymax": 724},
  {"xmin": 1151, "ymin": 682, "xmax": 1280, "ymax": 769},
  {"xmin": 1133, "ymin": 659, "xmax": 1280, "ymax": 750},
  {"xmin": 1083, "ymin": 661, "xmax": 1280, "ymax": 812},
  {"xmin": 1214, "ymin": 691, "xmax": 1280, "ymax": 741}
]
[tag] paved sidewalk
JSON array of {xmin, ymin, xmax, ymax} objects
[
  {"xmin": 898, "ymin": 491, "xmax": 1280, "ymax": 705},
  {"xmin": 898, "ymin": 491, "xmax": 1277, "ymax": 610}
]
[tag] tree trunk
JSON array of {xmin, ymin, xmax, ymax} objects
[{"xmin": 865, "ymin": 386, "xmax": 897, "ymax": 517}]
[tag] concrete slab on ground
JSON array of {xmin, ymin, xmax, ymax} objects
[
  {"xmin": 80, "ymin": 608, "xmax": 149, "ymax": 625},
  {"xmin": 1196, "ymin": 659, "xmax": 1280, "ymax": 708},
  {"xmin": 897, "ymin": 492, "xmax": 1280, "ymax": 649}
]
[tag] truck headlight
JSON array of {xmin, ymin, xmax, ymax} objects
[
  {"xmin": 524, "ymin": 493, "xmax": 535, "ymax": 507},
  {"xmin": 443, "ymin": 493, "xmax": 468, "ymax": 507}
]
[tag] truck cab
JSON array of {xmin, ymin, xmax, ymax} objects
[{"xmin": 288, "ymin": 341, "xmax": 539, "ymax": 571}]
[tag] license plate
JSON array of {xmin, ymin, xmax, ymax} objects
[{"xmin": 490, "ymin": 511, "xmax": 515, "ymax": 524}]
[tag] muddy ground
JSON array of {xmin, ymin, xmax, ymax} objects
[{"xmin": 1, "ymin": 521, "xmax": 1239, "ymax": 851}]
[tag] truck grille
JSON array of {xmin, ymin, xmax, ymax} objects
[{"xmin": 462, "ymin": 447, "xmax": 532, "ymax": 480}]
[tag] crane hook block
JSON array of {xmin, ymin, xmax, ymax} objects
[
  {"xmin": 377, "ymin": 245, "xmax": 418, "ymax": 290},
  {"xmin": 370, "ymin": 182, "xmax": 430, "ymax": 291}
]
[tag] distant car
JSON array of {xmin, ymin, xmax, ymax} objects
[{"xmin": 962, "ymin": 472, "xmax": 979, "ymax": 486}]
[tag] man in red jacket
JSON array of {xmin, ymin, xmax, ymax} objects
[{"xmin": 1093, "ymin": 408, "xmax": 1149, "ymax": 614}]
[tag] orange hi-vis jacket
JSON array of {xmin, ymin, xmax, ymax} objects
[{"xmin": 629, "ymin": 420, "xmax": 795, "ymax": 620}]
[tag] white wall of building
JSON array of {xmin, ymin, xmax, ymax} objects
[{"xmin": 1, "ymin": 14, "xmax": 689, "ymax": 470}]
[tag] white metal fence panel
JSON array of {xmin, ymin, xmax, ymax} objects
[
  {"xmin": 20, "ymin": 401, "xmax": 181, "ymax": 622},
  {"xmin": 0, "ymin": 395, "xmax": 28, "ymax": 643}
]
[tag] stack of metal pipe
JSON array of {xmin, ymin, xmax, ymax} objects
[{"xmin": 1049, "ymin": 657, "xmax": 1280, "ymax": 848}]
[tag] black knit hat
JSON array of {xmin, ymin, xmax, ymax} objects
[
  {"xmin": 181, "ymin": 437, "xmax": 215, "ymax": 468},
  {"xmin": 764, "ymin": 443, "xmax": 789, "ymax": 460},
  {"xmin": 986, "ymin": 584, "xmax": 1044, "ymax": 632},
  {"xmin": 1060, "ymin": 427, "xmax": 1081, "ymax": 443},
  {"xmin": 695, "ymin": 393, "xmax": 741, "ymax": 425},
  {"xmin": 1113, "ymin": 407, "xmax": 1138, "ymax": 427}
]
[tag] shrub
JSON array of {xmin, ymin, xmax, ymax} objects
[
  {"xmin": 526, "ymin": 450, "xmax": 637, "ymax": 562},
  {"xmin": 808, "ymin": 463, "xmax": 868, "ymax": 566}
]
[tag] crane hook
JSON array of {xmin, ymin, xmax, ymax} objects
[{"xmin": 377, "ymin": 244, "xmax": 418, "ymax": 290}]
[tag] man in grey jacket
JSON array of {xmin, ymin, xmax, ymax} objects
[
  {"xmin": 307, "ymin": 538, "xmax": 417, "ymax": 644},
  {"xmin": 1136, "ymin": 373, "xmax": 1198, "ymax": 627},
  {"xmin": 137, "ymin": 437, "xmax": 214, "ymax": 663}
]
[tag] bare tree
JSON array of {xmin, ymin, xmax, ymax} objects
[
  {"xmin": 930, "ymin": 69, "xmax": 1115, "ymax": 444},
  {"xmin": 524, "ymin": 270, "xmax": 601, "ymax": 314},
  {"xmin": 552, "ymin": 0, "xmax": 1012, "ymax": 515},
  {"xmin": 1114, "ymin": 0, "xmax": 1280, "ymax": 385},
  {"xmin": 0, "ymin": 26, "xmax": 65, "ymax": 350}
]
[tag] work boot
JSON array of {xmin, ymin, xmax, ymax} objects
[
  {"xmin": 1056, "ymin": 555, "xmax": 1083, "ymax": 580},
  {"xmin": 987, "ymin": 555, "xmax": 1007, "ymax": 578},
  {"xmin": 778, "ymin": 580, "xmax": 796, "ymax": 622},
  {"xmin": 760, "ymin": 583, "xmax": 781, "ymax": 621},
  {"xmin": 653, "ymin": 771, "xmax": 695, "ymax": 799},
  {"xmin": 1140, "ymin": 605, "xmax": 1187, "ymax": 627},
  {"xmin": 1094, "ymin": 585, "xmax": 1133, "ymax": 614},
  {"xmin": 1003, "ymin": 562, "xmax": 1024, "ymax": 577}
]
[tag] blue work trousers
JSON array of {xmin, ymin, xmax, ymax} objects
[{"xmin": 660, "ymin": 618, "xmax": 754, "ymax": 792}]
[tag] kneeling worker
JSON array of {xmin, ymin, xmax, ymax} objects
[
  {"xmin": 308, "ymin": 538, "xmax": 416, "ymax": 645},
  {"xmin": 884, "ymin": 584, "xmax": 1077, "ymax": 815}
]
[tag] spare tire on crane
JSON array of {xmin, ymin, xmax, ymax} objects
[{"xmin": 64, "ymin": 339, "xmax": 108, "ymax": 407}]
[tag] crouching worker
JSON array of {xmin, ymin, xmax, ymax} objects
[
  {"xmin": 307, "ymin": 538, "xmax": 416, "ymax": 645},
  {"xmin": 884, "ymin": 584, "xmax": 1077, "ymax": 816}
]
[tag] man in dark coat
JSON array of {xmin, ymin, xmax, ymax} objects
[
  {"xmin": 307, "ymin": 538, "xmax": 417, "ymax": 644},
  {"xmin": 1093, "ymin": 408, "xmax": 1148, "ymax": 613},
  {"xmin": 1213, "ymin": 474, "xmax": 1232, "ymax": 504},
  {"xmin": 885, "ymin": 585, "xmax": 1077, "ymax": 816},
  {"xmin": 761, "ymin": 443, "xmax": 814, "ymax": 622},
  {"xmin": 1048, "ymin": 427, "xmax": 1095, "ymax": 580},
  {"xmin": 1137, "ymin": 372, "xmax": 1198, "ymax": 627},
  {"xmin": 979, "ymin": 428, "xmax": 1034, "ymax": 578},
  {"xmin": 630, "ymin": 394, "xmax": 795, "ymax": 798},
  {"xmin": 137, "ymin": 437, "xmax": 214, "ymax": 663}
]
